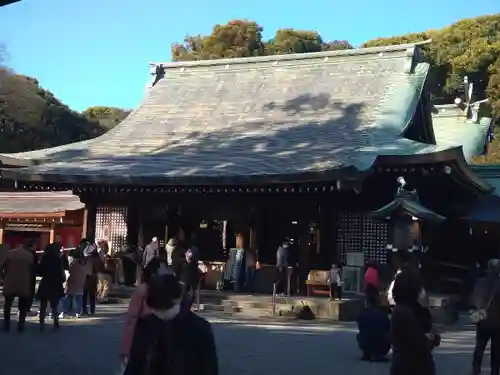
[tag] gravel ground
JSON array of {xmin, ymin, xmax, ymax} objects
[{"xmin": 0, "ymin": 301, "xmax": 484, "ymax": 375}]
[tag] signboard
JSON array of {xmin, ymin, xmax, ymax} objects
[{"xmin": 346, "ymin": 251, "xmax": 365, "ymax": 267}]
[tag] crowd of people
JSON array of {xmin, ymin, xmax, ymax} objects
[
  {"xmin": 0, "ymin": 239, "xmax": 114, "ymax": 331},
  {"xmin": 355, "ymin": 258, "xmax": 500, "ymax": 375},
  {"xmin": 5, "ymin": 235, "xmax": 500, "ymax": 375}
]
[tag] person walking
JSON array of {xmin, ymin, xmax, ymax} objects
[
  {"xmin": 0, "ymin": 243, "xmax": 36, "ymax": 332},
  {"xmin": 119, "ymin": 258, "xmax": 171, "ymax": 370},
  {"xmin": 60, "ymin": 251, "xmax": 90, "ymax": 319},
  {"xmin": 142, "ymin": 237, "xmax": 159, "ymax": 269},
  {"xmin": 390, "ymin": 269, "xmax": 439, "ymax": 375},
  {"xmin": 244, "ymin": 246, "xmax": 258, "ymax": 294},
  {"xmin": 96, "ymin": 240, "xmax": 112, "ymax": 302},
  {"xmin": 123, "ymin": 273, "xmax": 218, "ymax": 375},
  {"xmin": 179, "ymin": 248, "xmax": 200, "ymax": 310},
  {"xmin": 276, "ymin": 242, "xmax": 289, "ymax": 296},
  {"xmin": 471, "ymin": 259, "xmax": 500, "ymax": 375},
  {"xmin": 37, "ymin": 243, "xmax": 66, "ymax": 331},
  {"xmin": 165, "ymin": 238, "xmax": 178, "ymax": 267},
  {"xmin": 328, "ymin": 263, "xmax": 342, "ymax": 301},
  {"xmin": 83, "ymin": 243, "xmax": 100, "ymax": 315}
]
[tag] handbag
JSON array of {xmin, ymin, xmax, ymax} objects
[{"xmin": 471, "ymin": 282, "xmax": 499, "ymax": 324}]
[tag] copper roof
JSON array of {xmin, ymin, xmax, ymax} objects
[{"xmin": 0, "ymin": 191, "xmax": 83, "ymax": 216}]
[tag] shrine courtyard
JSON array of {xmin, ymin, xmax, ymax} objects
[{"xmin": 0, "ymin": 301, "xmax": 482, "ymax": 375}]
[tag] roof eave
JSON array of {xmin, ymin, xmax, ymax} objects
[
  {"xmin": 374, "ymin": 146, "xmax": 493, "ymax": 194},
  {"xmin": 0, "ymin": 166, "xmax": 367, "ymax": 187}
]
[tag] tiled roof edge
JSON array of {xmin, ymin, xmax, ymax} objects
[{"xmin": 150, "ymin": 40, "xmax": 432, "ymax": 70}]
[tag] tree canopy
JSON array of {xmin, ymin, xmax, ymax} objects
[{"xmin": 0, "ymin": 66, "xmax": 130, "ymax": 153}]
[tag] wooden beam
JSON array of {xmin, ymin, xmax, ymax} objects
[
  {"xmin": 0, "ymin": 212, "xmax": 66, "ymax": 219},
  {"xmin": 0, "ymin": 224, "xmax": 4, "ymax": 245}
]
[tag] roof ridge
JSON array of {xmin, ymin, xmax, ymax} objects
[{"xmin": 150, "ymin": 40, "xmax": 432, "ymax": 70}]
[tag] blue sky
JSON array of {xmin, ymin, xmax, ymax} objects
[{"xmin": 1, "ymin": 0, "xmax": 498, "ymax": 112}]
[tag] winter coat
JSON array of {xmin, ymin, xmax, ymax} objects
[
  {"xmin": 66, "ymin": 258, "xmax": 90, "ymax": 295},
  {"xmin": 471, "ymin": 274, "xmax": 500, "ymax": 328},
  {"xmin": 143, "ymin": 242, "xmax": 159, "ymax": 268},
  {"xmin": 37, "ymin": 253, "xmax": 65, "ymax": 300},
  {"xmin": 180, "ymin": 260, "xmax": 200, "ymax": 287},
  {"xmin": 125, "ymin": 309, "xmax": 218, "ymax": 375},
  {"xmin": 390, "ymin": 303, "xmax": 436, "ymax": 375},
  {"xmin": 0, "ymin": 247, "xmax": 35, "ymax": 297},
  {"xmin": 120, "ymin": 283, "xmax": 152, "ymax": 357}
]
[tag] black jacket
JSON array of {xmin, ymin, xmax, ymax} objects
[
  {"xmin": 36, "ymin": 254, "xmax": 65, "ymax": 300},
  {"xmin": 180, "ymin": 260, "xmax": 199, "ymax": 287},
  {"xmin": 390, "ymin": 304, "xmax": 436, "ymax": 375},
  {"xmin": 125, "ymin": 311, "xmax": 218, "ymax": 375}
]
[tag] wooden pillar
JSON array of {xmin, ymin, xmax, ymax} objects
[
  {"xmin": 83, "ymin": 205, "xmax": 97, "ymax": 242},
  {"xmin": 49, "ymin": 223, "xmax": 56, "ymax": 244},
  {"xmin": 0, "ymin": 223, "xmax": 4, "ymax": 245},
  {"xmin": 81, "ymin": 208, "xmax": 89, "ymax": 239}
]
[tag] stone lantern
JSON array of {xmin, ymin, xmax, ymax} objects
[{"xmin": 370, "ymin": 177, "xmax": 445, "ymax": 272}]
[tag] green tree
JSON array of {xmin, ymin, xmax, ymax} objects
[
  {"xmin": 172, "ymin": 20, "xmax": 265, "ymax": 61},
  {"xmin": 171, "ymin": 20, "xmax": 353, "ymax": 61},
  {"xmin": 361, "ymin": 15, "xmax": 500, "ymax": 117},
  {"xmin": 82, "ymin": 106, "xmax": 131, "ymax": 129},
  {"xmin": 0, "ymin": 68, "xmax": 105, "ymax": 152}
]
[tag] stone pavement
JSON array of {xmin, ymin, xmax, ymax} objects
[{"xmin": 0, "ymin": 301, "xmax": 485, "ymax": 375}]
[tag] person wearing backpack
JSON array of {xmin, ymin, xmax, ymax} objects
[{"xmin": 124, "ymin": 273, "xmax": 218, "ymax": 375}]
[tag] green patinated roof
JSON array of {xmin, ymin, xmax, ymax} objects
[
  {"xmin": 431, "ymin": 104, "xmax": 492, "ymax": 162},
  {"xmin": 0, "ymin": 41, "xmax": 489, "ymax": 185},
  {"xmin": 370, "ymin": 197, "xmax": 446, "ymax": 224}
]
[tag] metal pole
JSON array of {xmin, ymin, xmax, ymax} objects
[
  {"xmin": 286, "ymin": 267, "xmax": 291, "ymax": 304},
  {"xmin": 272, "ymin": 282, "xmax": 277, "ymax": 317},
  {"xmin": 195, "ymin": 280, "xmax": 201, "ymax": 311}
]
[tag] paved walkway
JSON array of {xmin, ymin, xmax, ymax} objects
[{"xmin": 0, "ymin": 302, "xmax": 485, "ymax": 375}]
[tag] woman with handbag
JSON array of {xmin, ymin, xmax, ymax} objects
[{"xmin": 470, "ymin": 258, "xmax": 500, "ymax": 375}]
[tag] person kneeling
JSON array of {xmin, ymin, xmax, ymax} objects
[{"xmin": 357, "ymin": 286, "xmax": 391, "ymax": 362}]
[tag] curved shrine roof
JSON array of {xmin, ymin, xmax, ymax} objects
[{"xmin": 0, "ymin": 42, "xmax": 486, "ymax": 185}]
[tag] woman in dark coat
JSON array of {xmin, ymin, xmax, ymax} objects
[
  {"xmin": 390, "ymin": 269, "xmax": 439, "ymax": 375},
  {"xmin": 37, "ymin": 243, "xmax": 66, "ymax": 331}
]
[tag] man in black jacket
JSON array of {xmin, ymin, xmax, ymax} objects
[{"xmin": 124, "ymin": 274, "xmax": 218, "ymax": 375}]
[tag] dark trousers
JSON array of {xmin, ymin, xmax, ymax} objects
[
  {"xmin": 276, "ymin": 266, "xmax": 287, "ymax": 295},
  {"xmin": 473, "ymin": 324, "xmax": 500, "ymax": 375},
  {"xmin": 181, "ymin": 283, "xmax": 196, "ymax": 310},
  {"xmin": 39, "ymin": 297, "xmax": 60, "ymax": 327},
  {"xmin": 4, "ymin": 294, "xmax": 30, "ymax": 332},
  {"xmin": 245, "ymin": 266, "xmax": 256, "ymax": 294},
  {"xmin": 357, "ymin": 333, "xmax": 390, "ymax": 359},
  {"xmin": 83, "ymin": 277, "xmax": 97, "ymax": 315},
  {"xmin": 330, "ymin": 283, "xmax": 342, "ymax": 300}
]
